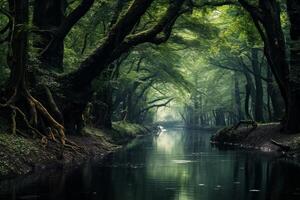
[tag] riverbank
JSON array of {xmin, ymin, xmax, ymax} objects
[
  {"xmin": 0, "ymin": 121, "xmax": 153, "ymax": 180},
  {"xmin": 211, "ymin": 123, "xmax": 300, "ymax": 157}
]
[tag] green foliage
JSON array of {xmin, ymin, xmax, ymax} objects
[
  {"xmin": 0, "ymin": 0, "xmax": 283, "ymax": 127},
  {"xmin": 113, "ymin": 121, "xmax": 146, "ymax": 136}
]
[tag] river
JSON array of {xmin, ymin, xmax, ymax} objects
[{"xmin": 1, "ymin": 128, "xmax": 300, "ymax": 200}]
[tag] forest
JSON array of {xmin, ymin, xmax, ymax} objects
[{"xmin": 0, "ymin": 0, "xmax": 300, "ymax": 200}]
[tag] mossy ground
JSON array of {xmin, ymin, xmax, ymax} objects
[
  {"xmin": 111, "ymin": 121, "xmax": 149, "ymax": 143},
  {"xmin": 0, "ymin": 134, "xmax": 56, "ymax": 178},
  {"xmin": 0, "ymin": 121, "xmax": 151, "ymax": 180}
]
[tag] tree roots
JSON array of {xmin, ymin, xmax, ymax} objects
[{"xmin": 0, "ymin": 88, "xmax": 80, "ymax": 152}]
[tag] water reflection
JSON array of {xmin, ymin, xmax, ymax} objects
[{"xmin": 0, "ymin": 128, "xmax": 300, "ymax": 200}]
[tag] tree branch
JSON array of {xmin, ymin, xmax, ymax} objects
[
  {"xmin": 55, "ymin": 0, "xmax": 95, "ymax": 39},
  {"xmin": 147, "ymin": 96, "xmax": 171, "ymax": 105},
  {"xmin": 139, "ymin": 98, "xmax": 174, "ymax": 114},
  {"xmin": 119, "ymin": 0, "xmax": 186, "ymax": 47},
  {"xmin": 137, "ymin": 79, "xmax": 156, "ymax": 99},
  {"xmin": 63, "ymin": 0, "xmax": 186, "ymax": 88}
]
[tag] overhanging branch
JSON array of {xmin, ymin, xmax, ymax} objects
[{"xmin": 139, "ymin": 98, "xmax": 174, "ymax": 114}]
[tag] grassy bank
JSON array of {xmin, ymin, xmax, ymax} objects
[
  {"xmin": 0, "ymin": 121, "xmax": 151, "ymax": 180},
  {"xmin": 211, "ymin": 123, "xmax": 300, "ymax": 156}
]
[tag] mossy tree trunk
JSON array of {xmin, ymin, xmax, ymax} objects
[
  {"xmin": 1, "ymin": 0, "xmax": 67, "ymax": 145},
  {"xmin": 2, "ymin": 0, "xmax": 185, "ymax": 136}
]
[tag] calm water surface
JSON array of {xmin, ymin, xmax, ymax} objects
[{"xmin": 1, "ymin": 128, "xmax": 300, "ymax": 200}]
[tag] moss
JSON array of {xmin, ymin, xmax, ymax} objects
[
  {"xmin": 0, "ymin": 134, "xmax": 39, "ymax": 156},
  {"xmin": 0, "ymin": 121, "xmax": 150, "ymax": 179},
  {"xmin": 109, "ymin": 121, "xmax": 148, "ymax": 143},
  {"xmin": 113, "ymin": 121, "xmax": 146, "ymax": 136},
  {"xmin": 0, "ymin": 133, "xmax": 42, "ymax": 177}
]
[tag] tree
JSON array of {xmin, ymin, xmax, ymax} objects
[
  {"xmin": 238, "ymin": 0, "xmax": 300, "ymax": 132},
  {"xmin": 0, "ymin": 0, "xmax": 188, "ymax": 138},
  {"xmin": 33, "ymin": 0, "xmax": 95, "ymax": 71}
]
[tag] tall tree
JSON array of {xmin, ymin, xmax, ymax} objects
[
  {"xmin": 55, "ymin": 0, "xmax": 186, "ymax": 134},
  {"xmin": 239, "ymin": 0, "xmax": 300, "ymax": 132},
  {"xmin": 286, "ymin": 0, "xmax": 300, "ymax": 132}
]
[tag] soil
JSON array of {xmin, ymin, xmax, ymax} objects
[
  {"xmin": 211, "ymin": 123, "xmax": 300, "ymax": 157},
  {"xmin": 0, "ymin": 125, "xmax": 152, "ymax": 180}
]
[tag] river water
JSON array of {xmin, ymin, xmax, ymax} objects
[{"xmin": 1, "ymin": 128, "xmax": 300, "ymax": 200}]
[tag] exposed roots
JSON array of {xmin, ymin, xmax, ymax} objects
[{"xmin": 0, "ymin": 89, "xmax": 80, "ymax": 153}]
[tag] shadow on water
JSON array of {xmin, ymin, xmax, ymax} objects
[{"xmin": 1, "ymin": 128, "xmax": 300, "ymax": 200}]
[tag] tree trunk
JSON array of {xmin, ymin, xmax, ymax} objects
[
  {"xmin": 242, "ymin": 67, "xmax": 255, "ymax": 120},
  {"xmin": 234, "ymin": 72, "xmax": 243, "ymax": 121},
  {"xmin": 286, "ymin": 0, "xmax": 300, "ymax": 133},
  {"xmin": 215, "ymin": 108, "xmax": 226, "ymax": 126},
  {"xmin": 6, "ymin": 0, "xmax": 28, "ymax": 91},
  {"xmin": 93, "ymin": 80, "xmax": 113, "ymax": 129},
  {"xmin": 126, "ymin": 89, "xmax": 135, "ymax": 122},
  {"xmin": 267, "ymin": 67, "xmax": 284, "ymax": 121},
  {"xmin": 239, "ymin": 0, "xmax": 289, "ymax": 118},
  {"xmin": 33, "ymin": 0, "xmax": 66, "ymax": 71},
  {"xmin": 42, "ymin": 0, "xmax": 184, "ymax": 135},
  {"xmin": 252, "ymin": 48, "xmax": 264, "ymax": 122}
]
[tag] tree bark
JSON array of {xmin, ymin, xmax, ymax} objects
[
  {"xmin": 286, "ymin": 0, "xmax": 300, "ymax": 133},
  {"xmin": 241, "ymin": 62, "xmax": 255, "ymax": 120},
  {"xmin": 251, "ymin": 48, "xmax": 264, "ymax": 122},
  {"xmin": 6, "ymin": 0, "xmax": 28, "ymax": 92},
  {"xmin": 33, "ymin": 0, "xmax": 94, "ymax": 71},
  {"xmin": 33, "ymin": 0, "xmax": 67, "ymax": 71},
  {"xmin": 267, "ymin": 67, "xmax": 284, "ymax": 121}
]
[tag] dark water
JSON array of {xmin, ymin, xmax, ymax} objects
[{"xmin": 1, "ymin": 128, "xmax": 300, "ymax": 200}]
